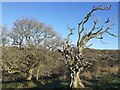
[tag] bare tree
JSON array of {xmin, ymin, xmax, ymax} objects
[
  {"xmin": 10, "ymin": 18, "xmax": 62, "ymax": 49},
  {"xmin": 9, "ymin": 19, "xmax": 26, "ymax": 49},
  {"xmin": 58, "ymin": 5, "xmax": 118, "ymax": 88},
  {"xmin": 1, "ymin": 26, "xmax": 9, "ymax": 46}
]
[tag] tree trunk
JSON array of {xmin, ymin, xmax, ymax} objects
[
  {"xmin": 19, "ymin": 38, "xmax": 23, "ymax": 49},
  {"xmin": 71, "ymin": 71, "xmax": 85, "ymax": 88},
  {"xmin": 26, "ymin": 69, "xmax": 33, "ymax": 81},
  {"xmin": 36, "ymin": 68, "xmax": 40, "ymax": 81},
  {"xmin": 19, "ymin": 41, "xmax": 22, "ymax": 49}
]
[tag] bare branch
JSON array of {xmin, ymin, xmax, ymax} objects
[
  {"xmin": 78, "ymin": 5, "xmax": 111, "ymax": 35},
  {"xmin": 67, "ymin": 24, "xmax": 75, "ymax": 41},
  {"xmin": 105, "ymin": 18, "xmax": 110, "ymax": 23},
  {"xmin": 100, "ymin": 39, "xmax": 108, "ymax": 44},
  {"xmin": 89, "ymin": 17, "xmax": 100, "ymax": 34},
  {"xmin": 94, "ymin": 5, "xmax": 111, "ymax": 10},
  {"xmin": 77, "ymin": 5, "xmax": 112, "ymax": 48},
  {"xmin": 95, "ymin": 36, "xmax": 103, "ymax": 39},
  {"xmin": 92, "ymin": 25, "xmax": 104, "ymax": 35},
  {"xmin": 97, "ymin": 23, "xmax": 115, "ymax": 36},
  {"xmin": 58, "ymin": 49, "xmax": 63, "ymax": 54},
  {"xmin": 106, "ymin": 31, "xmax": 118, "ymax": 37},
  {"xmin": 85, "ymin": 43, "xmax": 93, "ymax": 48}
]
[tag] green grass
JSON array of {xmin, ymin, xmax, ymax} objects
[
  {"xmin": 2, "ymin": 79, "xmax": 69, "ymax": 88},
  {"xmin": 2, "ymin": 81, "xmax": 37, "ymax": 88},
  {"xmin": 2, "ymin": 74, "xmax": 120, "ymax": 89},
  {"xmin": 91, "ymin": 74, "xmax": 120, "ymax": 89}
]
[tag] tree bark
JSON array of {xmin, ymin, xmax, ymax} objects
[
  {"xmin": 19, "ymin": 38, "xmax": 23, "ymax": 49},
  {"xmin": 36, "ymin": 67, "xmax": 40, "ymax": 81},
  {"xmin": 26, "ymin": 69, "xmax": 33, "ymax": 81},
  {"xmin": 71, "ymin": 71, "xmax": 85, "ymax": 88}
]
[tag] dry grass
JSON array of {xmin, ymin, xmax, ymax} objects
[
  {"xmin": 101, "ymin": 65, "xmax": 119, "ymax": 74},
  {"xmin": 81, "ymin": 61, "xmax": 119, "ymax": 80},
  {"xmin": 81, "ymin": 71, "xmax": 93, "ymax": 80}
]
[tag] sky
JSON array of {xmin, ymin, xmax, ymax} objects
[{"xmin": 1, "ymin": 2, "xmax": 119, "ymax": 49}]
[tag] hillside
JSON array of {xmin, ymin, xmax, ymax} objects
[
  {"xmin": 84, "ymin": 48, "xmax": 119, "ymax": 59},
  {"xmin": 1, "ymin": 46, "xmax": 120, "ymax": 89}
]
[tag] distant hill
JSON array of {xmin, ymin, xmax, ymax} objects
[{"xmin": 83, "ymin": 48, "xmax": 119, "ymax": 60}]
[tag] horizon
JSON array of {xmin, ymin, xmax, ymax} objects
[{"xmin": 2, "ymin": 2, "xmax": 119, "ymax": 49}]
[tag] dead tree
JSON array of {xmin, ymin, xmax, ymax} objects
[{"xmin": 58, "ymin": 5, "xmax": 117, "ymax": 88}]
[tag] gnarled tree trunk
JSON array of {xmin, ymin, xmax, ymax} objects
[{"xmin": 71, "ymin": 71, "xmax": 85, "ymax": 88}]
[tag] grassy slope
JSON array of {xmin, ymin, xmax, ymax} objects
[{"xmin": 2, "ymin": 47, "xmax": 120, "ymax": 89}]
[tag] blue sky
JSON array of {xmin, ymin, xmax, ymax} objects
[{"xmin": 2, "ymin": 2, "xmax": 118, "ymax": 49}]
